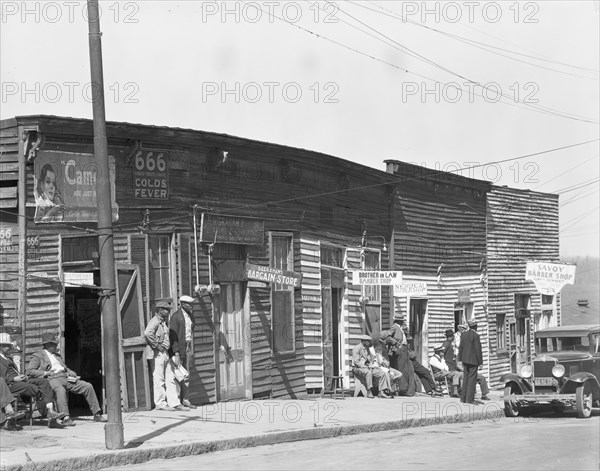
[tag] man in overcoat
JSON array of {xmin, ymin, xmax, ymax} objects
[
  {"xmin": 352, "ymin": 334, "xmax": 391, "ymax": 398},
  {"xmin": 458, "ymin": 319, "xmax": 483, "ymax": 404},
  {"xmin": 27, "ymin": 333, "xmax": 106, "ymax": 425},
  {"xmin": 169, "ymin": 295, "xmax": 197, "ymax": 409}
]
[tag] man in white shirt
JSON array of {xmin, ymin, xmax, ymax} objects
[
  {"xmin": 27, "ymin": 333, "xmax": 106, "ymax": 426},
  {"xmin": 429, "ymin": 343, "xmax": 461, "ymax": 393}
]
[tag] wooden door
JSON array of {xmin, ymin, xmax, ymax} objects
[
  {"xmin": 115, "ymin": 264, "xmax": 151, "ymax": 411},
  {"xmin": 217, "ymin": 282, "xmax": 249, "ymax": 401}
]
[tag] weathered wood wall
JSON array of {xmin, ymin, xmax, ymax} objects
[{"xmin": 486, "ymin": 186, "xmax": 560, "ymax": 387}]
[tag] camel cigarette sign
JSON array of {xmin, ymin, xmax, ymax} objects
[
  {"xmin": 352, "ymin": 271, "xmax": 403, "ymax": 286},
  {"xmin": 525, "ymin": 262, "xmax": 576, "ymax": 295}
]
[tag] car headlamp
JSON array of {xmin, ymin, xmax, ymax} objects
[
  {"xmin": 520, "ymin": 365, "xmax": 533, "ymax": 378},
  {"xmin": 552, "ymin": 364, "xmax": 565, "ymax": 378}
]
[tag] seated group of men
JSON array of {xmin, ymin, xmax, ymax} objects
[
  {"xmin": 352, "ymin": 328, "xmax": 489, "ymax": 400},
  {"xmin": 0, "ymin": 332, "xmax": 106, "ymax": 432}
]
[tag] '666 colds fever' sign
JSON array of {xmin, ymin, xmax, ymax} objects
[{"xmin": 132, "ymin": 150, "xmax": 169, "ymax": 199}]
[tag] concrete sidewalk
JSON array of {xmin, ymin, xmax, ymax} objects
[{"xmin": 0, "ymin": 391, "xmax": 506, "ymax": 471}]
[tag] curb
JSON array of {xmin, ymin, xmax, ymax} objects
[{"xmin": 4, "ymin": 405, "xmax": 505, "ymax": 471}]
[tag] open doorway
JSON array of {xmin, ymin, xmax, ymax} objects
[
  {"xmin": 409, "ymin": 298, "xmax": 428, "ymax": 365},
  {"xmin": 64, "ymin": 281, "xmax": 103, "ymax": 416}
]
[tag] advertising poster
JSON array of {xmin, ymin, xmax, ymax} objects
[{"xmin": 33, "ymin": 150, "xmax": 118, "ymax": 223}]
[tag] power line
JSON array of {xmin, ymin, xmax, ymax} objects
[
  {"xmin": 360, "ymin": 1, "xmax": 599, "ymax": 77},
  {"xmin": 332, "ymin": 3, "xmax": 598, "ymax": 124},
  {"xmin": 535, "ymin": 154, "xmax": 599, "ymax": 191}
]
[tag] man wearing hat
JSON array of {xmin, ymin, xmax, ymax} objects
[
  {"xmin": 145, "ymin": 300, "xmax": 188, "ymax": 411},
  {"xmin": 352, "ymin": 334, "xmax": 391, "ymax": 398},
  {"xmin": 169, "ymin": 295, "xmax": 197, "ymax": 409},
  {"xmin": 381, "ymin": 315, "xmax": 416, "ymax": 396},
  {"xmin": 0, "ymin": 332, "xmax": 65, "ymax": 428},
  {"xmin": 429, "ymin": 343, "xmax": 461, "ymax": 395},
  {"xmin": 458, "ymin": 319, "xmax": 483, "ymax": 404},
  {"xmin": 27, "ymin": 333, "xmax": 106, "ymax": 425}
]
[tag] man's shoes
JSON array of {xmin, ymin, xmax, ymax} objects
[
  {"xmin": 62, "ymin": 416, "xmax": 76, "ymax": 426},
  {"xmin": 378, "ymin": 391, "xmax": 393, "ymax": 399},
  {"xmin": 366, "ymin": 391, "xmax": 374, "ymax": 399},
  {"xmin": 430, "ymin": 390, "xmax": 444, "ymax": 398},
  {"xmin": 46, "ymin": 410, "xmax": 66, "ymax": 421},
  {"xmin": 1, "ymin": 410, "xmax": 26, "ymax": 424},
  {"xmin": 155, "ymin": 406, "xmax": 176, "ymax": 411},
  {"xmin": 93, "ymin": 412, "xmax": 107, "ymax": 423},
  {"xmin": 182, "ymin": 400, "xmax": 197, "ymax": 409},
  {"xmin": 174, "ymin": 405, "xmax": 190, "ymax": 411},
  {"xmin": 481, "ymin": 395, "xmax": 490, "ymax": 401},
  {"xmin": 3, "ymin": 419, "xmax": 23, "ymax": 431},
  {"xmin": 48, "ymin": 418, "xmax": 67, "ymax": 429}
]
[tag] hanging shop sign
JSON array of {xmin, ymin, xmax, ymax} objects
[
  {"xmin": 33, "ymin": 150, "xmax": 118, "ymax": 223},
  {"xmin": 457, "ymin": 288, "xmax": 471, "ymax": 303},
  {"xmin": 246, "ymin": 263, "xmax": 302, "ymax": 288},
  {"xmin": 352, "ymin": 270, "xmax": 403, "ymax": 286},
  {"xmin": 64, "ymin": 272, "xmax": 95, "ymax": 288},
  {"xmin": 132, "ymin": 149, "xmax": 169, "ymax": 199},
  {"xmin": 394, "ymin": 281, "xmax": 427, "ymax": 297},
  {"xmin": 199, "ymin": 213, "xmax": 264, "ymax": 245},
  {"xmin": 525, "ymin": 261, "xmax": 576, "ymax": 295}
]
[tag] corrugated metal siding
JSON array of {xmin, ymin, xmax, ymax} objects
[
  {"xmin": 299, "ymin": 237, "xmax": 322, "ymax": 389},
  {"xmin": 0, "ymin": 125, "xmax": 20, "ymax": 337},
  {"xmin": 24, "ymin": 234, "xmax": 61, "ymax": 354},
  {"xmin": 486, "ymin": 186, "xmax": 560, "ymax": 387},
  {"xmin": 345, "ymin": 247, "xmax": 363, "ymax": 389},
  {"xmin": 247, "ymin": 244, "xmax": 272, "ymax": 398},
  {"xmin": 269, "ymin": 236, "xmax": 307, "ymax": 399},
  {"xmin": 187, "ymin": 237, "xmax": 216, "ymax": 404}
]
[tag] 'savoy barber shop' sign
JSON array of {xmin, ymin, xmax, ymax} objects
[{"xmin": 525, "ymin": 262, "xmax": 576, "ymax": 295}]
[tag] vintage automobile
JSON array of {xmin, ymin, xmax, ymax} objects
[{"xmin": 501, "ymin": 324, "xmax": 600, "ymax": 418}]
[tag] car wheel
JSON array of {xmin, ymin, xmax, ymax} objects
[
  {"xmin": 575, "ymin": 382, "xmax": 592, "ymax": 418},
  {"xmin": 504, "ymin": 385, "xmax": 520, "ymax": 417}
]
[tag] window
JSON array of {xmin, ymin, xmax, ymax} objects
[
  {"xmin": 538, "ymin": 294, "xmax": 555, "ymax": 330},
  {"xmin": 320, "ymin": 245, "xmax": 344, "ymax": 268},
  {"xmin": 271, "ymin": 233, "xmax": 295, "ymax": 354},
  {"xmin": 496, "ymin": 314, "xmax": 506, "ymax": 350},
  {"xmin": 148, "ymin": 234, "xmax": 172, "ymax": 302},
  {"xmin": 362, "ymin": 250, "xmax": 381, "ymax": 304}
]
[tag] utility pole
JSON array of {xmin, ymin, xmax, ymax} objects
[{"xmin": 86, "ymin": 0, "xmax": 124, "ymax": 449}]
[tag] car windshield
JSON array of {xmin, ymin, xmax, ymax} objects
[{"xmin": 536, "ymin": 336, "xmax": 590, "ymax": 353}]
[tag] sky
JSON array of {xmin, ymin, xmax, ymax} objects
[{"xmin": 1, "ymin": 0, "xmax": 599, "ymax": 257}]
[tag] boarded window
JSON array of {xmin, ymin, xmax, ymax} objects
[{"xmin": 271, "ymin": 233, "xmax": 294, "ymax": 353}]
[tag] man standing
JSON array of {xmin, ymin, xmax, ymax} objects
[
  {"xmin": 27, "ymin": 333, "xmax": 106, "ymax": 425},
  {"xmin": 352, "ymin": 335, "xmax": 391, "ymax": 398},
  {"xmin": 0, "ymin": 333, "xmax": 65, "ymax": 428},
  {"xmin": 145, "ymin": 300, "xmax": 188, "ymax": 411},
  {"xmin": 443, "ymin": 329, "xmax": 490, "ymax": 400},
  {"xmin": 169, "ymin": 295, "xmax": 197, "ymax": 409},
  {"xmin": 458, "ymin": 319, "xmax": 483, "ymax": 404}
]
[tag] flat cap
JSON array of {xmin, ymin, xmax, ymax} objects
[
  {"xmin": 433, "ymin": 343, "xmax": 445, "ymax": 351},
  {"xmin": 41, "ymin": 333, "xmax": 58, "ymax": 345},
  {"xmin": 467, "ymin": 319, "xmax": 478, "ymax": 327},
  {"xmin": 179, "ymin": 295, "xmax": 196, "ymax": 304},
  {"xmin": 359, "ymin": 334, "xmax": 372, "ymax": 341},
  {"xmin": 155, "ymin": 300, "xmax": 173, "ymax": 310}
]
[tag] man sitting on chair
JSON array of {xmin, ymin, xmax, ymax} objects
[
  {"xmin": 0, "ymin": 333, "xmax": 65, "ymax": 428},
  {"xmin": 429, "ymin": 343, "xmax": 462, "ymax": 396},
  {"xmin": 27, "ymin": 333, "xmax": 106, "ymax": 426},
  {"xmin": 352, "ymin": 335, "xmax": 392, "ymax": 398}
]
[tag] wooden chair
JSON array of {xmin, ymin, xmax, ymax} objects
[{"xmin": 321, "ymin": 375, "xmax": 345, "ymax": 400}]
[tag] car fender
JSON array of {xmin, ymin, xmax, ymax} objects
[
  {"xmin": 561, "ymin": 372, "xmax": 600, "ymax": 398},
  {"xmin": 500, "ymin": 373, "xmax": 532, "ymax": 394}
]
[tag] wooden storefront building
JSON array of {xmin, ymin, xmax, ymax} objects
[{"xmin": 0, "ymin": 115, "xmax": 562, "ymax": 410}]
